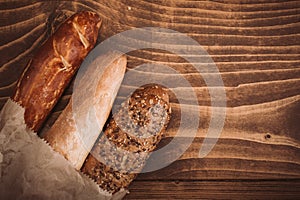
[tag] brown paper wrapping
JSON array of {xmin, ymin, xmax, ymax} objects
[{"xmin": 0, "ymin": 99, "xmax": 127, "ymax": 200}]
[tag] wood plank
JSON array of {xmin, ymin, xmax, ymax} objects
[
  {"xmin": 125, "ymin": 180, "xmax": 300, "ymax": 199},
  {"xmin": 137, "ymin": 138, "xmax": 300, "ymax": 180}
]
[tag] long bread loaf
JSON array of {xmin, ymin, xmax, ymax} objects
[
  {"xmin": 43, "ymin": 52, "xmax": 127, "ymax": 170},
  {"xmin": 12, "ymin": 11, "xmax": 101, "ymax": 132},
  {"xmin": 81, "ymin": 84, "xmax": 171, "ymax": 193}
]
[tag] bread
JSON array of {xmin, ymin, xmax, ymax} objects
[
  {"xmin": 12, "ymin": 11, "xmax": 102, "ymax": 132},
  {"xmin": 81, "ymin": 84, "xmax": 171, "ymax": 193},
  {"xmin": 42, "ymin": 52, "xmax": 127, "ymax": 170}
]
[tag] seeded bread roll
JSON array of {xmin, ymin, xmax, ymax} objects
[
  {"xmin": 43, "ymin": 53, "xmax": 127, "ymax": 170},
  {"xmin": 81, "ymin": 84, "xmax": 171, "ymax": 193},
  {"xmin": 12, "ymin": 11, "xmax": 101, "ymax": 132}
]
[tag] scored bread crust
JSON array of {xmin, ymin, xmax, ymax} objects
[
  {"xmin": 12, "ymin": 11, "xmax": 102, "ymax": 132},
  {"xmin": 81, "ymin": 84, "xmax": 171, "ymax": 193},
  {"xmin": 43, "ymin": 53, "xmax": 127, "ymax": 170}
]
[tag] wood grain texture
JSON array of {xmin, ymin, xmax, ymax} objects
[
  {"xmin": 0, "ymin": 0, "xmax": 299, "ymax": 198},
  {"xmin": 125, "ymin": 180, "xmax": 300, "ymax": 199}
]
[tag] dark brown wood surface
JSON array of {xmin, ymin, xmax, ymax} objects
[{"xmin": 0, "ymin": 0, "xmax": 299, "ymax": 199}]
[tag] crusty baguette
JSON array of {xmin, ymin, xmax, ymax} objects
[
  {"xmin": 42, "ymin": 53, "xmax": 127, "ymax": 170},
  {"xmin": 81, "ymin": 84, "xmax": 171, "ymax": 193},
  {"xmin": 12, "ymin": 11, "xmax": 101, "ymax": 132}
]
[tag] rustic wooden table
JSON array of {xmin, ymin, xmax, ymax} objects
[{"xmin": 1, "ymin": 0, "xmax": 299, "ymax": 199}]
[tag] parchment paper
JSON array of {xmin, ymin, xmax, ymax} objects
[{"xmin": 0, "ymin": 99, "xmax": 127, "ymax": 200}]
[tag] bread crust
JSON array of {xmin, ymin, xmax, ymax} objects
[
  {"xmin": 81, "ymin": 84, "xmax": 171, "ymax": 193},
  {"xmin": 12, "ymin": 11, "xmax": 102, "ymax": 132},
  {"xmin": 43, "ymin": 54, "xmax": 127, "ymax": 170}
]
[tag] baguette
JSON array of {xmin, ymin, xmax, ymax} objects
[
  {"xmin": 12, "ymin": 11, "xmax": 101, "ymax": 132},
  {"xmin": 43, "ymin": 52, "xmax": 127, "ymax": 170},
  {"xmin": 81, "ymin": 84, "xmax": 171, "ymax": 193}
]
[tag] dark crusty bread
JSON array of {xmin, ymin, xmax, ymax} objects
[
  {"xmin": 12, "ymin": 11, "xmax": 101, "ymax": 132},
  {"xmin": 81, "ymin": 84, "xmax": 171, "ymax": 193},
  {"xmin": 43, "ymin": 53, "xmax": 127, "ymax": 170}
]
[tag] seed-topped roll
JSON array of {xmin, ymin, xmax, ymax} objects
[{"xmin": 81, "ymin": 84, "xmax": 171, "ymax": 193}]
